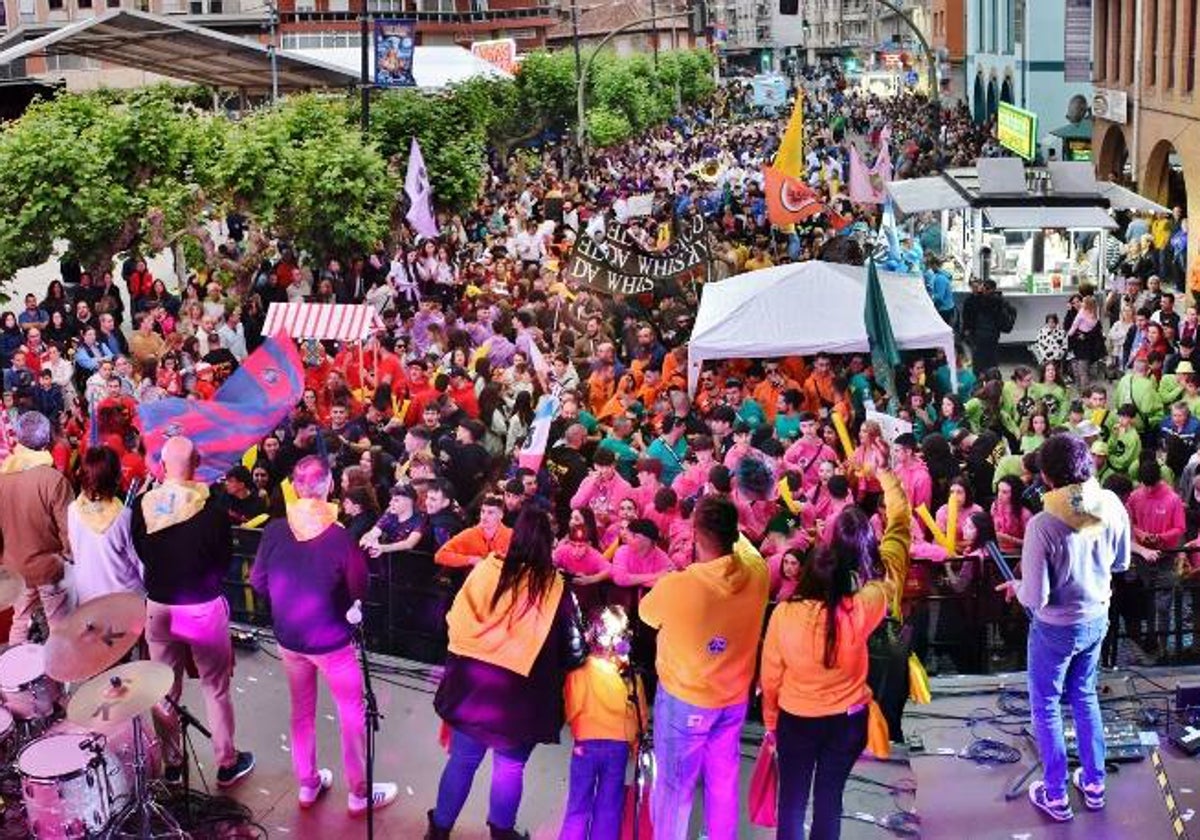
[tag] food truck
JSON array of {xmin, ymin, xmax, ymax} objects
[{"xmin": 885, "ymin": 158, "xmax": 1168, "ymax": 344}]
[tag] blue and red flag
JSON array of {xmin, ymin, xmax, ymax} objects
[{"xmin": 140, "ymin": 334, "xmax": 303, "ymax": 482}]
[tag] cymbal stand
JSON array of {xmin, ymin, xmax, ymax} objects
[
  {"xmin": 164, "ymin": 694, "xmax": 211, "ymax": 828},
  {"xmin": 107, "ymin": 714, "xmax": 185, "ymax": 839}
]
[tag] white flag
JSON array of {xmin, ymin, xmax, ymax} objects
[{"xmin": 405, "ymin": 137, "xmax": 439, "ymax": 240}]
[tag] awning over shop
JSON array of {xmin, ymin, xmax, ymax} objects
[
  {"xmin": 885, "ymin": 176, "xmax": 970, "ymax": 215},
  {"xmin": 1097, "ymin": 182, "xmax": 1171, "ymax": 214},
  {"xmin": 983, "ymin": 205, "xmax": 1118, "ymax": 230},
  {"xmin": 1049, "ymin": 118, "xmax": 1094, "ymax": 141},
  {"xmin": 0, "ymin": 10, "xmax": 358, "ymax": 93},
  {"xmin": 263, "ymin": 303, "xmax": 384, "ymax": 342}
]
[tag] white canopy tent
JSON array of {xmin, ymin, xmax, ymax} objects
[{"xmin": 687, "ymin": 261, "xmax": 956, "ymax": 394}]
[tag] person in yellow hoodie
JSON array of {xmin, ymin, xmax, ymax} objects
[
  {"xmin": 639, "ymin": 494, "xmax": 770, "ymax": 840},
  {"xmin": 428, "ymin": 505, "xmax": 585, "ymax": 840},
  {"xmin": 559, "ymin": 605, "xmax": 647, "ymax": 840},
  {"xmin": 760, "ymin": 468, "xmax": 911, "ymax": 840}
]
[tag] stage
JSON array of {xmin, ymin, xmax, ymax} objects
[{"xmin": 179, "ymin": 640, "xmax": 1200, "ymax": 839}]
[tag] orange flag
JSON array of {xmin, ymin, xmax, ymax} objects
[{"xmin": 763, "ymin": 166, "xmax": 852, "ymax": 230}]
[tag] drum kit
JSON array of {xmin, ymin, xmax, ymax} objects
[{"xmin": 0, "ymin": 575, "xmax": 184, "ymax": 839}]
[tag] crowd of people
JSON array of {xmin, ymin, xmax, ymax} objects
[{"xmin": 0, "ymin": 61, "xmax": 1187, "ymax": 836}]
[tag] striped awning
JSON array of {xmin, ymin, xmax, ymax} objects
[{"xmin": 262, "ymin": 303, "xmax": 384, "ymax": 342}]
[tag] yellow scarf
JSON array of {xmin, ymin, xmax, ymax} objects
[
  {"xmin": 285, "ymin": 497, "xmax": 340, "ymax": 542},
  {"xmin": 141, "ymin": 480, "xmax": 210, "ymax": 534},
  {"xmin": 447, "ymin": 554, "xmax": 565, "ymax": 677},
  {"xmin": 0, "ymin": 445, "xmax": 54, "ymax": 474},
  {"xmin": 73, "ymin": 495, "xmax": 124, "ymax": 534}
]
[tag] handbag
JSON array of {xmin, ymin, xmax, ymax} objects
[{"xmin": 748, "ymin": 736, "xmax": 779, "ymax": 828}]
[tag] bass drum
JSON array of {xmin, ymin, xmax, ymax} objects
[{"xmin": 17, "ymin": 732, "xmax": 127, "ymax": 839}]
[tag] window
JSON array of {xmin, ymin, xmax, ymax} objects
[
  {"xmin": 1163, "ymin": 0, "xmax": 1176, "ymax": 88},
  {"xmin": 1187, "ymin": 0, "xmax": 1197, "ymax": 90},
  {"xmin": 79, "ymin": 0, "xmax": 93, "ymax": 8},
  {"xmin": 107, "ymin": 0, "xmax": 120, "ymax": 7},
  {"xmin": 1147, "ymin": 0, "xmax": 1158, "ymax": 86},
  {"xmin": 46, "ymin": 52, "xmax": 101, "ymax": 69},
  {"xmin": 48, "ymin": 0, "xmax": 64, "ymax": 9}
]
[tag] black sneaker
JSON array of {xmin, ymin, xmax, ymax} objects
[{"xmin": 216, "ymin": 751, "xmax": 255, "ymax": 788}]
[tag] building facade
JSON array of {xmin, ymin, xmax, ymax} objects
[
  {"xmin": 0, "ymin": 0, "xmax": 560, "ymax": 90},
  {"xmin": 1092, "ymin": 0, "xmax": 1197, "ymax": 266},
  {"xmin": 964, "ymin": 0, "xmax": 1093, "ymax": 157},
  {"xmin": 545, "ymin": 0, "xmax": 693, "ymax": 58},
  {"xmin": 930, "ymin": 0, "xmax": 964, "ymax": 101}
]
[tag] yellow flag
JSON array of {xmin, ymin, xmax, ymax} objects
[
  {"xmin": 774, "ymin": 88, "xmax": 805, "ymax": 177},
  {"xmin": 241, "ymin": 446, "xmax": 257, "ymax": 470},
  {"xmin": 281, "ymin": 477, "xmax": 298, "ymax": 506}
]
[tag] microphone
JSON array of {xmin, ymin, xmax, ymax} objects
[
  {"xmin": 346, "ymin": 599, "xmax": 363, "ymax": 627},
  {"xmin": 78, "ymin": 733, "xmax": 106, "ymax": 752}
]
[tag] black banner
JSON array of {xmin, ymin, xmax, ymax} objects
[{"xmin": 567, "ymin": 215, "xmax": 709, "ymax": 296}]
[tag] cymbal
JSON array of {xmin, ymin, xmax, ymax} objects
[
  {"xmin": 0, "ymin": 568, "xmax": 24, "ymax": 610},
  {"xmin": 67, "ymin": 661, "xmax": 173, "ymax": 733},
  {"xmin": 45, "ymin": 592, "xmax": 147, "ymax": 682}
]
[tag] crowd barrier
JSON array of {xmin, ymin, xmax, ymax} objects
[{"xmin": 224, "ymin": 528, "xmax": 1200, "ymax": 672}]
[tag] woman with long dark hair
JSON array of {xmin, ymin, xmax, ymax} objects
[
  {"xmin": 761, "ymin": 468, "xmax": 911, "ymax": 840},
  {"xmin": 428, "ymin": 505, "xmax": 584, "ymax": 840}
]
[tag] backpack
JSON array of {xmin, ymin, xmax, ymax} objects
[{"xmin": 999, "ymin": 295, "xmax": 1018, "ymax": 334}]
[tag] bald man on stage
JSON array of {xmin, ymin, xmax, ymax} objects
[{"xmin": 131, "ymin": 435, "xmax": 256, "ymax": 788}]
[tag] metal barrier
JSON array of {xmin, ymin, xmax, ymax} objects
[{"xmin": 224, "ymin": 527, "xmax": 1200, "ymax": 674}]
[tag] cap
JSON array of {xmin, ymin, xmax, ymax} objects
[
  {"xmin": 1090, "ymin": 441, "xmax": 1109, "ymax": 457},
  {"xmin": 627, "ymin": 518, "xmax": 660, "ymax": 542},
  {"xmin": 1178, "ymin": 361, "xmax": 1196, "ymax": 374},
  {"xmin": 195, "ymin": 362, "xmax": 213, "ymax": 374},
  {"xmin": 449, "ymin": 366, "xmax": 469, "ymax": 379}
]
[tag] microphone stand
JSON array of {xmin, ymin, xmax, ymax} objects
[
  {"xmin": 349, "ymin": 603, "xmax": 380, "ymax": 840},
  {"xmin": 166, "ymin": 694, "xmax": 212, "ymax": 828},
  {"xmin": 623, "ymin": 663, "xmax": 652, "ymax": 840}
]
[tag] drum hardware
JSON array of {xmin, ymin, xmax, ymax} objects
[{"xmin": 66, "ymin": 662, "xmax": 181, "ymax": 839}]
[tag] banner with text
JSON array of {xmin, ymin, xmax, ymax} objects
[{"xmin": 567, "ymin": 215, "xmax": 709, "ymax": 295}]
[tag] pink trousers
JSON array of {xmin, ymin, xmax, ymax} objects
[
  {"xmin": 280, "ymin": 643, "xmax": 368, "ymax": 797},
  {"xmin": 145, "ymin": 597, "xmax": 238, "ymax": 769},
  {"xmin": 9, "ymin": 581, "xmax": 69, "ymax": 644}
]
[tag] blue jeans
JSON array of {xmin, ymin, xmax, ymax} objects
[
  {"xmin": 431, "ymin": 728, "xmax": 534, "ymax": 831},
  {"xmin": 1028, "ymin": 617, "xmax": 1107, "ymax": 800},
  {"xmin": 558, "ymin": 739, "xmax": 629, "ymax": 840},
  {"xmin": 776, "ymin": 708, "xmax": 867, "ymax": 840},
  {"xmin": 650, "ymin": 689, "xmax": 747, "ymax": 840}
]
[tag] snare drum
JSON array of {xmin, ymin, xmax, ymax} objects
[
  {"xmin": 0, "ymin": 644, "xmax": 63, "ymax": 723},
  {"xmin": 18, "ymin": 733, "xmax": 125, "ymax": 839}
]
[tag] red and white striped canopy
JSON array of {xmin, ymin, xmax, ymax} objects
[{"xmin": 262, "ymin": 303, "xmax": 384, "ymax": 342}]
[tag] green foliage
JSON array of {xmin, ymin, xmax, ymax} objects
[
  {"xmin": 586, "ymin": 105, "xmax": 633, "ymax": 147},
  {"xmin": 0, "ymin": 47, "xmax": 716, "ymax": 290}
]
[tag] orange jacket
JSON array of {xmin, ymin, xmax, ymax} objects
[
  {"xmin": 435, "ymin": 525, "xmax": 513, "ymax": 568},
  {"xmin": 565, "ymin": 656, "xmax": 647, "ymax": 744}
]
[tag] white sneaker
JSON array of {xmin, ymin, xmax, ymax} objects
[
  {"xmin": 299, "ymin": 768, "xmax": 333, "ymax": 808},
  {"xmin": 348, "ymin": 782, "xmax": 399, "ymax": 816}
]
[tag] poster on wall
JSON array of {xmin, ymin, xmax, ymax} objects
[
  {"xmin": 375, "ymin": 20, "xmax": 416, "ymax": 88},
  {"xmin": 1064, "ymin": 0, "xmax": 1092, "ymax": 83}
]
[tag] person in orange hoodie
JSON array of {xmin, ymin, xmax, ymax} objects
[
  {"xmin": 559, "ymin": 605, "xmax": 647, "ymax": 840},
  {"xmin": 434, "ymin": 496, "xmax": 512, "ymax": 568},
  {"xmin": 428, "ymin": 506, "xmax": 584, "ymax": 840},
  {"xmin": 752, "ymin": 361, "xmax": 800, "ymax": 425},
  {"xmin": 760, "ymin": 470, "xmax": 911, "ymax": 840},
  {"xmin": 639, "ymin": 495, "xmax": 769, "ymax": 840},
  {"xmin": 802, "ymin": 352, "xmax": 837, "ymax": 415}
]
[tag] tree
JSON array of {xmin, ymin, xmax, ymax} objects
[{"xmin": 0, "ymin": 87, "xmax": 223, "ymax": 293}]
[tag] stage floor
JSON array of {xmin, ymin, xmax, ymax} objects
[{"xmin": 182, "ymin": 645, "xmax": 1200, "ymax": 839}]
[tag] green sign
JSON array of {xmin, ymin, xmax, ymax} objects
[{"xmin": 997, "ymin": 102, "xmax": 1039, "ymax": 161}]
